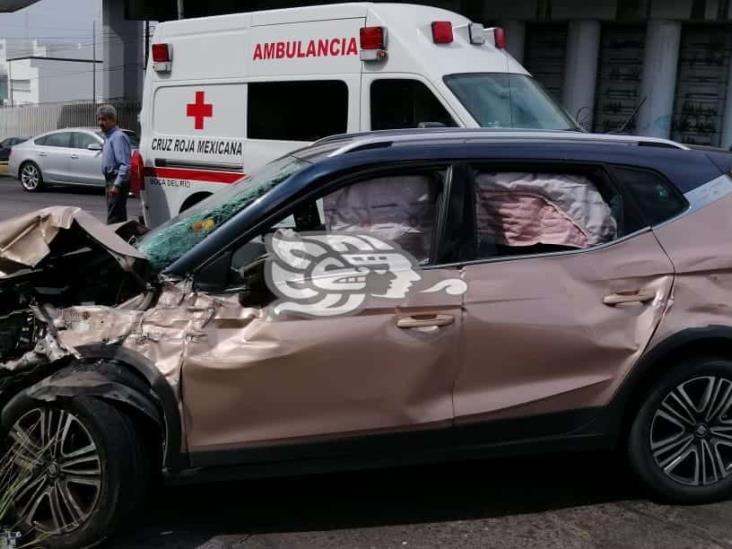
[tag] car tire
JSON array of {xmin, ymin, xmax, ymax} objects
[
  {"xmin": 2, "ymin": 395, "xmax": 151, "ymax": 548},
  {"xmin": 19, "ymin": 161, "xmax": 44, "ymax": 192},
  {"xmin": 627, "ymin": 355, "xmax": 732, "ymax": 504}
]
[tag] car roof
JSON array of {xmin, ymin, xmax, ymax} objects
[
  {"xmin": 33, "ymin": 127, "xmax": 136, "ymax": 139},
  {"xmin": 166, "ymin": 129, "xmax": 728, "ymax": 276},
  {"xmin": 312, "ymin": 127, "xmax": 690, "ymax": 152}
]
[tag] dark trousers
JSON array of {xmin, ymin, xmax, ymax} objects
[{"xmin": 105, "ymin": 176, "xmax": 129, "ymax": 224}]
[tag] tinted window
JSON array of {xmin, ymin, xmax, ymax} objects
[
  {"xmin": 371, "ymin": 79, "xmax": 456, "ymax": 130},
  {"xmin": 41, "ymin": 132, "xmax": 72, "ymax": 148},
  {"xmin": 470, "ymin": 169, "xmax": 645, "ymax": 260},
  {"xmin": 0, "ymin": 139, "xmax": 10, "ymax": 148},
  {"xmin": 72, "ymin": 132, "xmax": 100, "ymax": 149},
  {"xmin": 320, "ymin": 171, "xmax": 445, "ymax": 264},
  {"xmin": 248, "ymin": 81, "xmax": 348, "ymax": 141},
  {"xmin": 611, "ymin": 166, "xmax": 688, "ymax": 225},
  {"xmin": 122, "ymin": 130, "xmax": 140, "ymax": 147}
]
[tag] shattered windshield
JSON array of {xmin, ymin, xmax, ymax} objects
[{"xmin": 137, "ymin": 156, "xmax": 306, "ymax": 271}]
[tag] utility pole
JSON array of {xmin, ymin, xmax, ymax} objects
[
  {"xmin": 92, "ymin": 20, "xmax": 96, "ymax": 104},
  {"xmin": 7, "ymin": 59, "xmax": 12, "ymax": 107},
  {"xmin": 145, "ymin": 20, "xmax": 150, "ymax": 67},
  {"xmin": 177, "ymin": 0, "xmax": 184, "ymax": 20}
]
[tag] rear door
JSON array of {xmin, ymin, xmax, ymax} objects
[
  {"xmin": 69, "ymin": 132, "xmax": 104, "ymax": 186},
  {"xmin": 37, "ymin": 132, "xmax": 73, "ymax": 182},
  {"xmin": 452, "ymin": 162, "xmax": 674, "ymax": 435}
]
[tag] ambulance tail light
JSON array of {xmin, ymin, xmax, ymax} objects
[
  {"xmin": 431, "ymin": 21, "xmax": 453, "ymax": 44},
  {"xmin": 360, "ymin": 26, "xmax": 387, "ymax": 61},
  {"xmin": 130, "ymin": 149, "xmax": 144, "ymax": 196},
  {"xmin": 151, "ymin": 43, "xmax": 172, "ymax": 72}
]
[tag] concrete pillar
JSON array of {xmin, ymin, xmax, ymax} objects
[
  {"xmin": 499, "ymin": 20, "xmax": 526, "ymax": 65},
  {"xmin": 636, "ymin": 20, "xmax": 681, "ymax": 139},
  {"xmin": 562, "ymin": 20, "xmax": 601, "ymax": 130},
  {"xmin": 102, "ymin": 0, "xmax": 143, "ymax": 101},
  {"xmin": 721, "ymin": 61, "xmax": 732, "ymax": 150}
]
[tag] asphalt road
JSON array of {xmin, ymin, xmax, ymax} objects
[
  {"xmin": 2, "ymin": 177, "xmax": 732, "ymax": 548},
  {"xmin": 0, "ymin": 174, "xmax": 141, "ymax": 222}
]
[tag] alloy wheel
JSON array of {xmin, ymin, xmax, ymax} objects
[
  {"xmin": 6, "ymin": 407, "xmax": 102, "ymax": 535},
  {"xmin": 650, "ymin": 375, "xmax": 732, "ymax": 486},
  {"xmin": 20, "ymin": 164, "xmax": 40, "ymax": 191}
]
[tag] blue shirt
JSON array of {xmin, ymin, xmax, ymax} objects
[{"xmin": 102, "ymin": 126, "xmax": 131, "ymax": 187}]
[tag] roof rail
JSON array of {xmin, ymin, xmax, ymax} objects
[{"xmin": 314, "ymin": 128, "xmax": 690, "ymax": 157}]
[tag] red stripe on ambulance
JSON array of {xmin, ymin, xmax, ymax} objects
[
  {"xmin": 252, "ymin": 37, "xmax": 358, "ymax": 60},
  {"xmin": 144, "ymin": 167, "xmax": 244, "ymax": 184}
]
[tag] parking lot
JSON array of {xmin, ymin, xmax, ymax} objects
[{"xmin": 2, "ymin": 175, "xmax": 732, "ymax": 549}]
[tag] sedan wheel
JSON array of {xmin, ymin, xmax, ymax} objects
[{"xmin": 19, "ymin": 163, "xmax": 43, "ymax": 192}]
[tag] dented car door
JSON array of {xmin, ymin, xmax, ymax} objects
[
  {"xmin": 453, "ymin": 165, "xmax": 675, "ymax": 429},
  {"xmin": 179, "ymin": 169, "xmax": 464, "ymax": 459}
]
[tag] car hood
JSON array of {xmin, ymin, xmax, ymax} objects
[{"xmin": 0, "ymin": 206, "xmax": 147, "ymax": 276}]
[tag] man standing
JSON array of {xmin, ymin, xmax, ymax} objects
[{"xmin": 96, "ymin": 104, "xmax": 131, "ymax": 224}]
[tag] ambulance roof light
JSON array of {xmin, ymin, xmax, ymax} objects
[
  {"xmin": 431, "ymin": 21, "xmax": 453, "ymax": 44},
  {"xmin": 494, "ymin": 26, "xmax": 506, "ymax": 49},
  {"xmin": 151, "ymin": 43, "xmax": 172, "ymax": 72},
  {"xmin": 468, "ymin": 23, "xmax": 486, "ymax": 45},
  {"xmin": 360, "ymin": 26, "xmax": 387, "ymax": 61}
]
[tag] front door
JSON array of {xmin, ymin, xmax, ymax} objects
[
  {"xmin": 181, "ymin": 165, "xmax": 464, "ymax": 460},
  {"xmin": 453, "ymin": 164, "xmax": 674, "ymax": 433}
]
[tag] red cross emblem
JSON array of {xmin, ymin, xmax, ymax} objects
[{"xmin": 186, "ymin": 91, "xmax": 213, "ymax": 130}]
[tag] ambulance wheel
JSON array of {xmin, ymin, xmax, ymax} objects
[{"xmin": 179, "ymin": 192, "xmax": 211, "ymax": 213}]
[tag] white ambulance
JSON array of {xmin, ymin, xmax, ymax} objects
[{"xmin": 135, "ymin": 2, "xmax": 577, "ymax": 227}]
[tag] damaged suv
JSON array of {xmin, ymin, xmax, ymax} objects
[{"xmin": 3, "ymin": 129, "xmax": 732, "ymax": 547}]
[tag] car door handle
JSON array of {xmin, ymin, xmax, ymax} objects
[
  {"xmin": 397, "ymin": 313, "xmax": 455, "ymax": 329},
  {"xmin": 39, "ymin": 152, "xmax": 47, "ymax": 157},
  {"xmin": 603, "ymin": 289, "xmax": 656, "ymax": 306},
  {"xmin": 70, "ymin": 154, "xmax": 79, "ymax": 159}
]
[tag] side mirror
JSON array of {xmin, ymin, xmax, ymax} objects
[
  {"xmin": 237, "ymin": 257, "xmax": 275, "ymax": 308},
  {"xmin": 87, "ymin": 143, "xmax": 102, "ymax": 151}
]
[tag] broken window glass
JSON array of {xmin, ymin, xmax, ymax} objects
[{"xmin": 137, "ymin": 156, "xmax": 306, "ymax": 271}]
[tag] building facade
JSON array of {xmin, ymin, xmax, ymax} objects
[{"xmin": 1, "ymin": 40, "xmax": 102, "ymax": 105}]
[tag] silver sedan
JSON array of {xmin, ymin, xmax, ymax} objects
[{"xmin": 8, "ymin": 127, "xmax": 139, "ymax": 192}]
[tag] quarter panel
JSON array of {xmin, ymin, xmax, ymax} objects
[{"xmin": 649, "ymin": 190, "xmax": 732, "ymax": 351}]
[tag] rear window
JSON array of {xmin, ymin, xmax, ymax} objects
[
  {"xmin": 611, "ymin": 166, "xmax": 688, "ymax": 225},
  {"xmin": 444, "ymin": 73, "xmax": 576, "ymax": 130},
  {"xmin": 248, "ymin": 81, "xmax": 348, "ymax": 141},
  {"xmin": 37, "ymin": 132, "xmax": 72, "ymax": 147}
]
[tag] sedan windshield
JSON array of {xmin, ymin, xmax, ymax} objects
[
  {"xmin": 137, "ymin": 155, "xmax": 306, "ymax": 271},
  {"xmin": 444, "ymin": 73, "xmax": 577, "ymax": 130}
]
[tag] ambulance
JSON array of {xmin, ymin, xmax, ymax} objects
[{"xmin": 135, "ymin": 2, "xmax": 578, "ymax": 227}]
